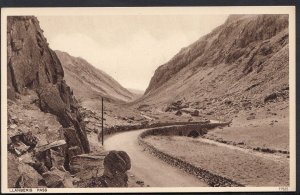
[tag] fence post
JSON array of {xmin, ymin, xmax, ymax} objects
[{"xmin": 102, "ymin": 97, "xmax": 104, "ymax": 146}]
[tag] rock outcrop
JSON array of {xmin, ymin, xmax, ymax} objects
[{"xmin": 7, "ymin": 16, "xmax": 90, "ymax": 153}]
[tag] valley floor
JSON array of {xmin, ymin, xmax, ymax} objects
[
  {"xmin": 144, "ymin": 134, "xmax": 289, "ymax": 187},
  {"xmin": 204, "ymin": 101, "xmax": 289, "ymax": 157}
]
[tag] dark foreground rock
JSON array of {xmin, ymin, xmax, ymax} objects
[
  {"xmin": 76, "ymin": 151, "xmax": 131, "ymax": 187},
  {"xmin": 8, "ymin": 153, "xmax": 43, "ymax": 188}
]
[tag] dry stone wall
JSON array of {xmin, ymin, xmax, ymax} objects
[{"xmin": 137, "ymin": 122, "xmax": 244, "ymax": 187}]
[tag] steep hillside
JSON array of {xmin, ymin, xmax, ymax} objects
[
  {"xmin": 7, "ymin": 16, "xmax": 91, "ymax": 152},
  {"xmin": 138, "ymin": 14, "xmax": 289, "ymax": 120},
  {"xmin": 55, "ymin": 50, "xmax": 137, "ymax": 102},
  {"xmin": 7, "ymin": 16, "xmax": 92, "ymax": 188}
]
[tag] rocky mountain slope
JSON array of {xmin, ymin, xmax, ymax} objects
[
  {"xmin": 137, "ymin": 14, "xmax": 289, "ymax": 120},
  {"xmin": 7, "ymin": 16, "xmax": 92, "ymax": 187},
  {"xmin": 6, "ymin": 16, "xmax": 132, "ymax": 188},
  {"xmin": 55, "ymin": 50, "xmax": 138, "ymax": 103},
  {"xmin": 7, "ymin": 16, "xmax": 91, "ymax": 152}
]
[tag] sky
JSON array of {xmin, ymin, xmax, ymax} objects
[{"xmin": 38, "ymin": 15, "xmax": 228, "ymax": 91}]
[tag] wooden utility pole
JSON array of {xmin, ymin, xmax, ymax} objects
[{"xmin": 101, "ymin": 97, "xmax": 104, "ymax": 146}]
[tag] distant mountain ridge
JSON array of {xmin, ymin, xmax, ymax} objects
[{"xmin": 55, "ymin": 50, "xmax": 138, "ymax": 102}]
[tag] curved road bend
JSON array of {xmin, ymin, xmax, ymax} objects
[{"xmin": 104, "ymin": 129, "xmax": 208, "ymax": 187}]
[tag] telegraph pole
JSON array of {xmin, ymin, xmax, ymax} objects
[{"xmin": 101, "ymin": 97, "xmax": 104, "ymax": 146}]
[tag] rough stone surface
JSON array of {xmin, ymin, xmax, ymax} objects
[
  {"xmin": 8, "ymin": 153, "xmax": 43, "ymax": 188},
  {"xmin": 42, "ymin": 167, "xmax": 74, "ymax": 188},
  {"xmin": 103, "ymin": 150, "xmax": 131, "ymax": 174},
  {"xmin": 69, "ymin": 153, "xmax": 107, "ymax": 178},
  {"xmin": 7, "ymin": 16, "xmax": 90, "ymax": 153},
  {"xmin": 62, "ymin": 128, "xmax": 85, "ymax": 170},
  {"xmin": 36, "ymin": 140, "xmax": 66, "ymax": 153},
  {"xmin": 9, "ymin": 131, "xmax": 38, "ymax": 155},
  {"xmin": 76, "ymin": 151, "xmax": 131, "ymax": 187},
  {"xmin": 7, "ymin": 16, "xmax": 63, "ymax": 94}
]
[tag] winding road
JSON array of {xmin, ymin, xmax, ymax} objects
[{"xmin": 104, "ymin": 128, "xmax": 208, "ymax": 187}]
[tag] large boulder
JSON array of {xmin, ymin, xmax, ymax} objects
[
  {"xmin": 101, "ymin": 150, "xmax": 131, "ymax": 187},
  {"xmin": 190, "ymin": 109, "xmax": 200, "ymax": 116},
  {"xmin": 103, "ymin": 151, "xmax": 131, "ymax": 175}
]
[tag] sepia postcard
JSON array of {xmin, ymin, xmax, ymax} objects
[{"xmin": 1, "ymin": 6, "xmax": 296, "ymax": 193}]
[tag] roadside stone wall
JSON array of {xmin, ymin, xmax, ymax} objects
[
  {"xmin": 105, "ymin": 121, "xmax": 231, "ymax": 134},
  {"xmin": 137, "ymin": 122, "xmax": 244, "ymax": 187},
  {"xmin": 139, "ymin": 122, "xmax": 231, "ymax": 138}
]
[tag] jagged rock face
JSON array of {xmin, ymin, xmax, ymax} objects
[
  {"xmin": 7, "ymin": 16, "xmax": 63, "ymax": 95},
  {"xmin": 141, "ymin": 15, "xmax": 289, "ymax": 118},
  {"xmin": 7, "ymin": 16, "xmax": 90, "ymax": 153}
]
